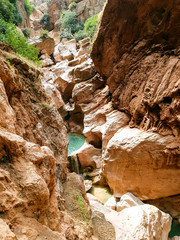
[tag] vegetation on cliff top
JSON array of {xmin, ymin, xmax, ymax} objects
[
  {"xmin": 84, "ymin": 13, "xmax": 99, "ymax": 40},
  {"xmin": 0, "ymin": 0, "xmax": 22, "ymax": 25},
  {"xmin": 60, "ymin": 5, "xmax": 99, "ymax": 42},
  {"xmin": 0, "ymin": 19, "xmax": 39, "ymax": 62},
  {"xmin": 24, "ymin": 0, "xmax": 34, "ymax": 17},
  {"xmin": 0, "ymin": 0, "xmax": 38, "ymax": 62}
]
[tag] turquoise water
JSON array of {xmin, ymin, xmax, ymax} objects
[
  {"xmin": 169, "ymin": 219, "xmax": 180, "ymax": 237},
  {"xmin": 67, "ymin": 133, "xmax": 85, "ymax": 155}
]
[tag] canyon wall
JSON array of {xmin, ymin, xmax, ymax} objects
[
  {"xmin": 17, "ymin": 0, "xmax": 30, "ymax": 28},
  {"xmin": 0, "ymin": 43, "xmax": 94, "ymax": 240},
  {"xmin": 91, "ymin": 0, "xmax": 180, "ymax": 201}
]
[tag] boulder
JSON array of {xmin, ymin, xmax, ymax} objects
[
  {"xmin": 73, "ymin": 58, "xmax": 96, "ymax": 83},
  {"xmin": 110, "ymin": 204, "xmax": 172, "ymax": 240},
  {"xmin": 103, "ymin": 126, "xmax": 180, "ymax": 200},
  {"xmin": 53, "ymin": 43, "xmax": 73, "ymax": 63},
  {"xmin": 63, "ymin": 39, "xmax": 77, "ymax": 56},
  {"xmin": 49, "ymin": 29, "xmax": 61, "ymax": 45},
  {"xmin": 30, "ymin": 36, "xmax": 55, "ymax": 55},
  {"xmin": 76, "ymin": 37, "xmax": 91, "ymax": 58},
  {"xmin": 50, "ymin": 61, "xmax": 74, "ymax": 100},
  {"xmin": 84, "ymin": 179, "xmax": 92, "ymax": 192},
  {"xmin": 89, "ymin": 194, "xmax": 172, "ymax": 240},
  {"xmin": 102, "ymin": 110, "xmax": 129, "ymax": 151},
  {"xmin": 40, "ymin": 52, "xmax": 54, "ymax": 67},
  {"xmin": 116, "ymin": 192, "xmax": 144, "ymax": 212},
  {"xmin": 72, "ymin": 142, "xmax": 102, "ymax": 169},
  {"xmin": 41, "ymin": 80, "xmax": 65, "ymax": 111},
  {"xmin": 68, "ymin": 54, "xmax": 88, "ymax": 67},
  {"xmin": 88, "ymin": 194, "xmax": 116, "ymax": 240},
  {"xmin": 146, "ymin": 195, "xmax": 180, "ymax": 219}
]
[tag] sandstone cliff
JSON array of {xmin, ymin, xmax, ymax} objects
[
  {"xmin": 91, "ymin": 0, "xmax": 180, "ymax": 201},
  {"xmin": 0, "ymin": 43, "xmax": 94, "ymax": 240},
  {"xmin": 92, "ymin": 0, "xmax": 180, "ymax": 137}
]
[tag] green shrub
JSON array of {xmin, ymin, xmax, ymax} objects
[
  {"xmin": 60, "ymin": 10, "xmax": 77, "ymax": 34},
  {"xmin": 68, "ymin": 1, "xmax": 76, "ymax": 10},
  {"xmin": 0, "ymin": 0, "xmax": 14, "ymax": 23},
  {"xmin": 40, "ymin": 29, "xmax": 48, "ymax": 39},
  {"xmin": 0, "ymin": 18, "xmax": 39, "ymax": 62},
  {"xmin": 40, "ymin": 13, "xmax": 50, "ymax": 30},
  {"xmin": 74, "ymin": 30, "xmax": 88, "ymax": 42},
  {"xmin": 84, "ymin": 13, "xmax": 99, "ymax": 39},
  {"xmin": 74, "ymin": 21, "xmax": 84, "ymax": 33},
  {"xmin": 24, "ymin": 0, "xmax": 33, "ymax": 17},
  {"xmin": 10, "ymin": 0, "xmax": 22, "ymax": 25},
  {"xmin": 77, "ymin": 192, "xmax": 89, "ymax": 222},
  {"xmin": 60, "ymin": 28, "xmax": 73, "ymax": 40},
  {"xmin": 60, "ymin": 10, "xmax": 84, "ymax": 40},
  {"xmin": 22, "ymin": 27, "xmax": 30, "ymax": 38},
  {"xmin": 0, "ymin": 0, "xmax": 22, "ymax": 25}
]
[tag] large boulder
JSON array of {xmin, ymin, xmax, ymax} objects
[
  {"xmin": 53, "ymin": 43, "xmax": 74, "ymax": 63},
  {"xmin": 104, "ymin": 196, "xmax": 116, "ymax": 210},
  {"xmin": 88, "ymin": 194, "xmax": 116, "ymax": 240},
  {"xmin": 72, "ymin": 142, "xmax": 102, "ymax": 169},
  {"xmin": 88, "ymin": 194, "xmax": 172, "ymax": 240},
  {"xmin": 73, "ymin": 58, "xmax": 96, "ymax": 83},
  {"xmin": 103, "ymin": 126, "xmax": 180, "ymax": 200},
  {"xmin": 110, "ymin": 204, "xmax": 172, "ymax": 240},
  {"xmin": 30, "ymin": 36, "xmax": 55, "ymax": 55}
]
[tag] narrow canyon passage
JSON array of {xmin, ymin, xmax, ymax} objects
[{"xmin": 0, "ymin": 0, "xmax": 179, "ymax": 239}]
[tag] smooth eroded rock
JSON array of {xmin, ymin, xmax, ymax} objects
[{"xmin": 103, "ymin": 126, "xmax": 180, "ymax": 200}]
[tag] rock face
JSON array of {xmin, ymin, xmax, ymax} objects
[
  {"xmin": 91, "ymin": 0, "xmax": 180, "ymax": 201},
  {"xmin": 0, "ymin": 44, "xmax": 96, "ymax": 239},
  {"xmin": 47, "ymin": 0, "xmax": 64, "ymax": 30},
  {"xmin": 66, "ymin": 0, "xmax": 106, "ymax": 22},
  {"xmin": 92, "ymin": 0, "xmax": 180, "ymax": 138},
  {"xmin": 17, "ymin": 0, "xmax": 30, "ymax": 28}
]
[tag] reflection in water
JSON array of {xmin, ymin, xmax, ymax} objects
[{"xmin": 88, "ymin": 185, "xmax": 112, "ymax": 204}]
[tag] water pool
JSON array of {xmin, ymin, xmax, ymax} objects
[{"xmin": 67, "ymin": 133, "xmax": 85, "ymax": 155}]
